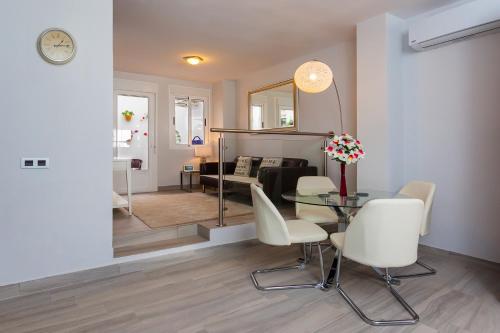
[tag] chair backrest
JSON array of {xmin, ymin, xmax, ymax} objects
[
  {"xmin": 398, "ymin": 181, "xmax": 436, "ymax": 236},
  {"xmin": 250, "ymin": 184, "xmax": 290, "ymax": 246},
  {"xmin": 343, "ymin": 199, "xmax": 424, "ymax": 268},
  {"xmin": 296, "ymin": 176, "xmax": 337, "ymax": 217},
  {"xmin": 297, "ymin": 176, "xmax": 337, "ymax": 195}
]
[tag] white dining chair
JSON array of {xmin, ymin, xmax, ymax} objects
[
  {"xmin": 392, "ymin": 181, "xmax": 437, "ymax": 279},
  {"xmin": 330, "ymin": 199, "xmax": 424, "ymax": 326},
  {"xmin": 250, "ymin": 184, "xmax": 329, "ymax": 290},
  {"xmin": 296, "ymin": 176, "xmax": 339, "ymax": 224},
  {"xmin": 295, "ymin": 176, "xmax": 340, "ymax": 262}
]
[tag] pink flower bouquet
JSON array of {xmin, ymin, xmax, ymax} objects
[
  {"xmin": 325, "ymin": 133, "xmax": 365, "ymax": 165},
  {"xmin": 324, "ymin": 133, "xmax": 365, "ymax": 196}
]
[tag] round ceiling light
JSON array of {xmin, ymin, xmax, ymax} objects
[
  {"xmin": 183, "ymin": 56, "xmax": 204, "ymax": 65},
  {"xmin": 294, "ymin": 60, "xmax": 333, "ymax": 93}
]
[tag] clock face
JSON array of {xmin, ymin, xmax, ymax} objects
[{"xmin": 38, "ymin": 29, "xmax": 76, "ymax": 64}]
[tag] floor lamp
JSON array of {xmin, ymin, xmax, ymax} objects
[{"xmin": 294, "ymin": 60, "xmax": 344, "ymax": 176}]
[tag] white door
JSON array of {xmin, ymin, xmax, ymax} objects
[{"xmin": 113, "ymin": 90, "xmax": 157, "ymax": 193}]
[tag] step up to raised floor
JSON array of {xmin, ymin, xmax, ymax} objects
[{"xmin": 114, "ymin": 234, "xmax": 208, "ymax": 257}]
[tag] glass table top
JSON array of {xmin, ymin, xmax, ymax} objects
[{"xmin": 282, "ymin": 190, "xmax": 407, "ymax": 208}]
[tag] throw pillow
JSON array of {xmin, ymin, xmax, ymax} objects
[
  {"xmin": 257, "ymin": 157, "xmax": 283, "ymax": 179},
  {"xmin": 233, "ymin": 156, "xmax": 252, "ymax": 177}
]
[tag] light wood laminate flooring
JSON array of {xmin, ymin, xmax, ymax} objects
[{"xmin": 1, "ymin": 241, "xmax": 498, "ymax": 333}]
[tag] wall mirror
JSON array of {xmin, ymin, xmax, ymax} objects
[{"xmin": 248, "ymin": 79, "xmax": 297, "ymax": 131}]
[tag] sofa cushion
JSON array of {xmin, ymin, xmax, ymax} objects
[
  {"xmin": 202, "ymin": 174, "xmax": 261, "ymax": 185},
  {"xmin": 257, "ymin": 157, "xmax": 283, "ymax": 179},
  {"xmin": 249, "ymin": 157, "xmax": 263, "ymax": 177},
  {"xmin": 234, "ymin": 156, "xmax": 252, "ymax": 177},
  {"xmin": 282, "ymin": 158, "xmax": 308, "ymax": 168}
]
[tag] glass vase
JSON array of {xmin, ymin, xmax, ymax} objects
[{"xmin": 340, "ymin": 163, "xmax": 347, "ymax": 197}]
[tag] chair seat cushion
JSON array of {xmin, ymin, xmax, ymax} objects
[
  {"xmin": 297, "ymin": 204, "xmax": 339, "ymax": 224},
  {"xmin": 202, "ymin": 174, "xmax": 261, "ymax": 185},
  {"xmin": 330, "ymin": 232, "xmax": 345, "ymax": 250},
  {"xmin": 286, "ymin": 219, "xmax": 328, "ymax": 243}
]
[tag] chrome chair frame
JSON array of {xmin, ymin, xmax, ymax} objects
[
  {"xmin": 251, "ymin": 242, "xmax": 327, "ymax": 291},
  {"xmin": 334, "ymin": 250, "xmax": 419, "ymax": 326},
  {"xmin": 392, "ymin": 260, "xmax": 436, "ymax": 279},
  {"xmin": 373, "ymin": 259, "xmax": 436, "ymax": 283},
  {"xmin": 395, "ymin": 181, "xmax": 437, "ymax": 280}
]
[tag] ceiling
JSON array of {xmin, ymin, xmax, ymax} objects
[{"xmin": 114, "ymin": 0, "xmax": 460, "ymax": 83}]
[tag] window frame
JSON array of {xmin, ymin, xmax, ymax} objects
[{"xmin": 169, "ymin": 86, "xmax": 210, "ymax": 150}]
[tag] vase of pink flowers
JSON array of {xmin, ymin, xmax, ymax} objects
[{"xmin": 325, "ymin": 133, "xmax": 365, "ymax": 197}]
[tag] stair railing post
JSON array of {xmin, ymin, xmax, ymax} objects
[
  {"xmin": 217, "ymin": 133, "xmax": 226, "ymax": 227},
  {"xmin": 323, "ymin": 138, "xmax": 328, "ymax": 177}
]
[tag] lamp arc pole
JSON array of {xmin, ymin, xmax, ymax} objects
[{"xmin": 294, "ymin": 60, "xmax": 344, "ymax": 177}]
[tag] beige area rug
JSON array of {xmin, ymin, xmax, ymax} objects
[{"xmin": 132, "ymin": 192, "xmax": 254, "ymax": 228}]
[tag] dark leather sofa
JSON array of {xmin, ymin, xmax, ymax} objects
[{"xmin": 200, "ymin": 157, "xmax": 317, "ymax": 203}]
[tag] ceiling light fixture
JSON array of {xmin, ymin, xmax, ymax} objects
[{"xmin": 183, "ymin": 56, "xmax": 203, "ymax": 65}]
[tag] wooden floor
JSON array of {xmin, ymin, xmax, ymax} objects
[
  {"xmin": 112, "ymin": 189, "xmax": 262, "ymax": 257},
  {"xmin": 1, "ymin": 241, "xmax": 498, "ymax": 333}
]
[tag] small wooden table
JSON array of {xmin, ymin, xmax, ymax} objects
[{"xmin": 180, "ymin": 170, "xmax": 200, "ymax": 192}]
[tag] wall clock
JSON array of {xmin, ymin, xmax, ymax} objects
[{"xmin": 37, "ymin": 28, "xmax": 76, "ymax": 65}]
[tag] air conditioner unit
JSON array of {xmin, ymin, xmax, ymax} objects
[{"xmin": 409, "ymin": 0, "xmax": 500, "ymax": 51}]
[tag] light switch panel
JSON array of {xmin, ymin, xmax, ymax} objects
[{"xmin": 21, "ymin": 158, "xmax": 49, "ymax": 169}]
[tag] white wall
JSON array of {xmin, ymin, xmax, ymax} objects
[
  {"xmin": 357, "ymin": 14, "xmax": 406, "ymax": 192},
  {"xmin": 235, "ymin": 42, "xmax": 357, "ymax": 189},
  {"xmin": 114, "ymin": 71, "xmax": 212, "ymax": 186},
  {"xmin": 212, "ymin": 80, "xmax": 238, "ymax": 161},
  {"xmin": 402, "ymin": 29, "xmax": 500, "ymax": 263},
  {"xmin": 357, "ymin": 8, "xmax": 500, "ymax": 263},
  {"xmin": 0, "ymin": 0, "xmax": 113, "ymax": 284}
]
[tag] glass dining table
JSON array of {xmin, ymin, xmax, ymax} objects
[{"xmin": 282, "ymin": 189, "xmax": 407, "ymax": 287}]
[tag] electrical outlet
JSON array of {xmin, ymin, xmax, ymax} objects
[{"xmin": 21, "ymin": 158, "xmax": 49, "ymax": 169}]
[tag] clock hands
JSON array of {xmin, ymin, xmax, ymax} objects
[{"xmin": 53, "ymin": 40, "xmax": 71, "ymax": 48}]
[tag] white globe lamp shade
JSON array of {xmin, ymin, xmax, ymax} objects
[{"xmin": 294, "ymin": 61, "xmax": 333, "ymax": 93}]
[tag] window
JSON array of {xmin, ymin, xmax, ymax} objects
[
  {"xmin": 174, "ymin": 98, "xmax": 189, "ymax": 144},
  {"xmin": 191, "ymin": 99, "xmax": 205, "ymax": 143},
  {"xmin": 172, "ymin": 95, "xmax": 208, "ymax": 147},
  {"xmin": 279, "ymin": 108, "xmax": 294, "ymax": 127},
  {"xmin": 251, "ymin": 105, "xmax": 264, "ymax": 130}
]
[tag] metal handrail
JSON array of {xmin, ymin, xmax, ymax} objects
[
  {"xmin": 212, "ymin": 127, "xmax": 331, "ymax": 227},
  {"xmin": 210, "ymin": 128, "xmax": 332, "ymax": 137}
]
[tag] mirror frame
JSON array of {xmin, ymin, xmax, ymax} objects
[{"xmin": 248, "ymin": 79, "xmax": 298, "ymax": 132}]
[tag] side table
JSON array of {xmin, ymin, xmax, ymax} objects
[{"xmin": 180, "ymin": 170, "xmax": 200, "ymax": 192}]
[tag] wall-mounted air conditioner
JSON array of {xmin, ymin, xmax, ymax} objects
[{"xmin": 409, "ymin": 0, "xmax": 500, "ymax": 51}]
